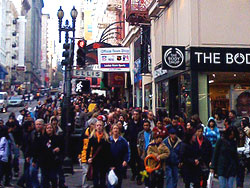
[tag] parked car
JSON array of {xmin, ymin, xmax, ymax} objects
[
  {"xmin": 8, "ymin": 95, "xmax": 24, "ymax": 107},
  {"xmin": 0, "ymin": 92, "xmax": 8, "ymax": 112}
]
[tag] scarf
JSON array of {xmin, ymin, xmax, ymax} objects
[
  {"xmin": 96, "ymin": 132, "xmax": 103, "ymax": 143},
  {"xmin": 197, "ymin": 136, "xmax": 204, "ymax": 148}
]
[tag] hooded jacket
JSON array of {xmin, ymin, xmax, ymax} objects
[{"xmin": 204, "ymin": 117, "xmax": 220, "ymax": 148}]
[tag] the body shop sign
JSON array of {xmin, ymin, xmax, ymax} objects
[
  {"xmin": 98, "ymin": 47, "xmax": 130, "ymax": 72},
  {"xmin": 162, "ymin": 46, "xmax": 185, "ymax": 70},
  {"xmin": 191, "ymin": 47, "xmax": 250, "ymax": 72}
]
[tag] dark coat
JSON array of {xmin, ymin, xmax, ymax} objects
[
  {"xmin": 163, "ymin": 136, "xmax": 182, "ymax": 166},
  {"xmin": 86, "ymin": 135, "xmax": 111, "ymax": 170},
  {"xmin": 39, "ymin": 134, "xmax": 62, "ymax": 169},
  {"xmin": 180, "ymin": 141, "xmax": 201, "ymax": 183},
  {"xmin": 211, "ymin": 138, "xmax": 239, "ymax": 177},
  {"xmin": 124, "ymin": 120, "xmax": 143, "ymax": 148},
  {"xmin": 194, "ymin": 136, "xmax": 213, "ymax": 168},
  {"xmin": 109, "ymin": 136, "xmax": 130, "ymax": 168}
]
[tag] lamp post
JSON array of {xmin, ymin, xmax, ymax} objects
[{"xmin": 57, "ymin": 6, "xmax": 78, "ymax": 174}]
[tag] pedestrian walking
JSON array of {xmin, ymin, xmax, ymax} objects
[
  {"xmin": 146, "ymin": 130, "xmax": 170, "ymax": 188},
  {"xmin": 87, "ymin": 120, "xmax": 111, "ymax": 188},
  {"xmin": 163, "ymin": 127, "xmax": 182, "ymax": 188},
  {"xmin": 210, "ymin": 126, "xmax": 239, "ymax": 188},
  {"xmin": 108, "ymin": 124, "xmax": 130, "ymax": 188}
]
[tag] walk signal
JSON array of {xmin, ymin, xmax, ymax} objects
[{"xmin": 77, "ymin": 39, "xmax": 87, "ymax": 67}]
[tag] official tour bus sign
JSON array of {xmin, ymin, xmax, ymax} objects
[
  {"xmin": 190, "ymin": 47, "xmax": 250, "ymax": 72},
  {"xmin": 98, "ymin": 47, "xmax": 130, "ymax": 72}
]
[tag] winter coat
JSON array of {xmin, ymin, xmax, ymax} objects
[
  {"xmin": 0, "ymin": 137, "xmax": 9, "ymax": 162},
  {"xmin": 109, "ymin": 136, "xmax": 130, "ymax": 168},
  {"xmin": 204, "ymin": 117, "xmax": 220, "ymax": 148},
  {"xmin": 39, "ymin": 134, "xmax": 62, "ymax": 169},
  {"xmin": 137, "ymin": 130, "xmax": 153, "ymax": 160},
  {"xmin": 125, "ymin": 119, "xmax": 143, "ymax": 148},
  {"xmin": 86, "ymin": 135, "xmax": 111, "ymax": 170},
  {"xmin": 146, "ymin": 140, "xmax": 170, "ymax": 169},
  {"xmin": 211, "ymin": 138, "xmax": 239, "ymax": 177},
  {"xmin": 163, "ymin": 136, "xmax": 182, "ymax": 166},
  {"xmin": 79, "ymin": 128, "xmax": 91, "ymax": 163},
  {"xmin": 194, "ymin": 136, "xmax": 213, "ymax": 170},
  {"xmin": 180, "ymin": 141, "xmax": 201, "ymax": 183}
]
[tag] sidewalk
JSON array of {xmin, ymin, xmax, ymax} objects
[{"xmin": 65, "ymin": 164, "xmax": 250, "ymax": 188}]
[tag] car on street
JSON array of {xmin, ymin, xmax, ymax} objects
[
  {"xmin": 0, "ymin": 92, "xmax": 8, "ymax": 112},
  {"xmin": 8, "ymin": 95, "xmax": 24, "ymax": 107}
]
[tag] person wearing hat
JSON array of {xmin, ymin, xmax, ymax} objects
[
  {"xmin": 146, "ymin": 130, "xmax": 170, "ymax": 188},
  {"xmin": 163, "ymin": 127, "xmax": 182, "ymax": 188}
]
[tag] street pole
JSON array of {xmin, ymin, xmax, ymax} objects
[{"xmin": 57, "ymin": 6, "xmax": 77, "ymax": 174}]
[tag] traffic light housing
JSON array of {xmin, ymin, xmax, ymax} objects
[
  {"xmin": 61, "ymin": 43, "xmax": 70, "ymax": 66},
  {"xmin": 77, "ymin": 39, "xmax": 87, "ymax": 67}
]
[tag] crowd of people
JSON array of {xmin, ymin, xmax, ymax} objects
[{"xmin": 0, "ymin": 93, "xmax": 250, "ymax": 188}]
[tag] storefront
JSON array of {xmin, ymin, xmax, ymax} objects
[{"xmin": 153, "ymin": 46, "xmax": 250, "ymax": 123}]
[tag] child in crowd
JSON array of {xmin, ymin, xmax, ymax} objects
[{"xmin": 146, "ymin": 131, "xmax": 170, "ymax": 188}]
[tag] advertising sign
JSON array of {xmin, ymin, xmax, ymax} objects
[
  {"xmin": 231, "ymin": 89, "xmax": 250, "ymax": 117},
  {"xmin": 72, "ymin": 69, "xmax": 102, "ymax": 78},
  {"xmin": 98, "ymin": 47, "xmax": 130, "ymax": 72},
  {"xmin": 190, "ymin": 47, "xmax": 250, "ymax": 72},
  {"xmin": 162, "ymin": 46, "xmax": 186, "ymax": 70}
]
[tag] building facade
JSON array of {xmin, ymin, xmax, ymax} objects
[
  {"xmin": 25, "ymin": 0, "xmax": 44, "ymax": 91},
  {"xmin": 123, "ymin": 0, "xmax": 250, "ymax": 123}
]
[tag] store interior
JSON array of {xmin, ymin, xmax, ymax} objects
[{"xmin": 208, "ymin": 72, "xmax": 250, "ymax": 117}]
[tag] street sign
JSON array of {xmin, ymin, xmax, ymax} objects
[{"xmin": 72, "ymin": 69, "xmax": 102, "ymax": 78}]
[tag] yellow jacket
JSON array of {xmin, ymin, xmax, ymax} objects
[{"xmin": 79, "ymin": 128, "xmax": 92, "ymax": 163}]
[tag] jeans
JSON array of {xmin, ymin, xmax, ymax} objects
[
  {"xmin": 165, "ymin": 165, "xmax": 178, "ymax": 188},
  {"xmin": 29, "ymin": 159, "xmax": 40, "ymax": 188},
  {"xmin": 93, "ymin": 165, "xmax": 107, "ymax": 188},
  {"xmin": 81, "ymin": 163, "xmax": 89, "ymax": 188},
  {"xmin": 17, "ymin": 161, "xmax": 32, "ymax": 188},
  {"xmin": 218, "ymin": 176, "xmax": 235, "ymax": 188}
]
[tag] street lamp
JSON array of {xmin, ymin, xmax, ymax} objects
[{"xmin": 57, "ymin": 6, "xmax": 77, "ymax": 174}]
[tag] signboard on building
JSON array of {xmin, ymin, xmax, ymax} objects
[
  {"xmin": 190, "ymin": 47, "xmax": 250, "ymax": 72},
  {"xmin": 98, "ymin": 47, "xmax": 130, "ymax": 72},
  {"xmin": 162, "ymin": 46, "xmax": 186, "ymax": 70},
  {"xmin": 16, "ymin": 66, "xmax": 26, "ymax": 72},
  {"xmin": 72, "ymin": 69, "xmax": 102, "ymax": 78},
  {"xmin": 134, "ymin": 58, "xmax": 142, "ymax": 83}
]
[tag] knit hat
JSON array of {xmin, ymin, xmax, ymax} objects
[
  {"xmin": 168, "ymin": 127, "xmax": 177, "ymax": 134},
  {"xmin": 152, "ymin": 130, "xmax": 161, "ymax": 139}
]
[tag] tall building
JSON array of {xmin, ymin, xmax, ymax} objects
[
  {"xmin": 0, "ymin": 0, "xmax": 8, "ymax": 90},
  {"xmin": 41, "ymin": 14, "xmax": 50, "ymax": 88},
  {"xmin": 24, "ymin": 0, "xmax": 44, "ymax": 91}
]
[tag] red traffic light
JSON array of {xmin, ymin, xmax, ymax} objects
[{"xmin": 77, "ymin": 40, "xmax": 86, "ymax": 48}]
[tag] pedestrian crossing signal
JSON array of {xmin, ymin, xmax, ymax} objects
[{"xmin": 75, "ymin": 79, "xmax": 90, "ymax": 94}]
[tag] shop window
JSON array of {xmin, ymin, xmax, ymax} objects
[
  {"xmin": 156, "ymin": 81, "xmax": 169, "ymax": 114},
  {"xmin": 180, "ymin": 72, "xmax": 192, "ymax": 118},
  {"xmin": 208, "ymin": 72, "xmax": 250, "ymax": 118},
  {"xmin": 144, "ymin": 83, "xmax": 152, "ymax": 110}
]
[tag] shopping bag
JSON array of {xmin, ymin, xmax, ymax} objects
[
  {"xmin": 207, "ymin": 172, "xmax": 214, "ymax": 188},
  {"xmin": 108, "ymin": 169, "xmax": 118, "ymax": 186}
]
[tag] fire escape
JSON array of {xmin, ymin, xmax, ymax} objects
[{"xmin": 126, "ymin": 0, "xmax": 151, "ymax": 25}]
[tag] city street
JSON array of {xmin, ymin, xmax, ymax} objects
[{"xmin": 0, "ymin": 99, "xmax": 41, "ymax": 123}]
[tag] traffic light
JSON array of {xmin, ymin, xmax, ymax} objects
[
  {"xmin": 77, "ymin": 39, "xmax": 87, "ymax": 67},
  {"xmin": 61, "ymin": 43, "xmax": 70, "ymax": 66}
]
